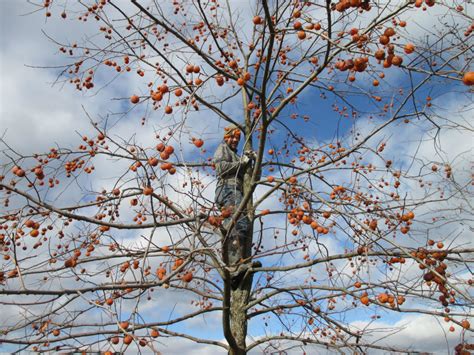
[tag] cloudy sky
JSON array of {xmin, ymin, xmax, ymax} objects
[{"xmin": 1, "ymin": 1, "xmax": 473, "ymax": 354}]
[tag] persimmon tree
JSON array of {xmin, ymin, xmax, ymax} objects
[{"xmin": 1, "ymin": 0, "xmax": 473, "ymax": 354}]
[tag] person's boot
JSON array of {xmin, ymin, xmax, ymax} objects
[
  {"xmin": 228, "ymin": 260, "xmax": 263, "ymax": 289},
  {"xmin": 226, "ymin": 236, "xmax": 240, "ymax": 264}
]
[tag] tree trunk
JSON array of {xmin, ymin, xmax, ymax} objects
[
  {"xmin": 224, "ymin": 223, "xmax": 253, "ymax": 355},
  {"xmin": 226, "ymin": 200, "xmax": 254, "ymax": 354},
  {"xmin": 226, "ymin": 130, "xmax": 255, "ymax": 354},
  {"xmin": 228, "ymin": 277, "xmax": 252, "ymax": 355}
]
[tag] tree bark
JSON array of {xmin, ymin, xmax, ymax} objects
[
  {"xmin": 226, "ymin": 161, "xmax": 255, "ymax": 354},
  {"xmin": 228, "ymin": 275, "xmax": 252, "ymax": 355}
]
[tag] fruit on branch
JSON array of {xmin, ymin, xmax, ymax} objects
[
  {"xmin": 156, "ymin": 143, "xmax": 165, "ymax": 152},
  {"xmin": 322, "ymin": 211, "xmax": 331, "ymax": 218},
  {"xmin": 156, "ymin": 267, "xmax": 166, "ymax": 280},
  {"xmin": 297, "ymin": 31, "xmax": 306, "ymax": 40},
  {"xmin": 160, "ymin": 162, "xmax": 173, "ymax": 171},
  {"xmin": 123, "ymin": 334, "xmax": 133, "ymax": 345},
  {"xmin": 404, "ymin": 43, "xmax": 415, "ymax": 54},
  {"xmin": 253, "ymin": 16, "xmax": 262, "ymax": 25},
  {"xmin": 360, "ymin": 293, "xmax": 370, "ymax": 305},
  {"xmin": 34, "ymin": 167, "xmax": 44, "ymax": 179},
  {"xmin": 158, "ymin": 84, "xmax": 169, "ymax": 94},
  {"xmin": 192, "ymin": 138, "xmax": 204, "ymax": 148},
  {"xmin": 148, "ymin": 157, "xmax": 159, "ymax": 167},
  {"xmin": 215, "ymin": 75, "xmax": 224, "ymax": 86},
  {"xmin": 142, "ymin": 186, "xmax": 153, "ymax": 196},
  {"xmin": 164, "ymin": 145, "xmax": 174, "ymax": 155},
  {"xmin": 462, "ymin": 72, "xmax": 474, "ymax": 86},
  {"xmin": 119, "ymin": 321, "xmax": 129, "ymax": 330},
  {"xmin": 384, "ymin": 27, "xmax": 396, "ymax": 37},
  {"xmin": 25, "ymin": 220, "xmax": 36, "ymax": 228},
  {"xmin": 391, "ymin": 56, "xmax": 403, "ymax": 66},
  {"xmin": 152, "ymin": 91, "xmax": 163, "ymax": 101},
  {"xmin": 182, "ymin": 272, "xmax": 193, "ymax": 283},
  {"xmin": 130, "ymin": 95, "xmax": 140, "ymax": 104},
  {"xmin": 208, "ymin": 215, "xmax": 222, "ymax": 227},
  {"xmin": 12, "ymin": 166, "xmax": 26, "ymax": 177},
  {"xmin": 461, "ymin": 319, "xmax": 471, "ymax": 329},
  {"xmin": 374, "ymin": 49, "xmax": 385, "ymax": 60},
  {"xmin": 64, "ymin": 257, "xmax": 77, "ymax": 268},
  {"xmin": 379, "ymin": 35, "xmax": 389, "ymax": 45},
  {"xmin": 106, "ymin": 298, "xmax": 114, "ymax": 306},
  {"xmin": 377, "ymin": 293, "xmax": 389, "ymax": 303},
  {"xmin": 30, "ymin": 229, "xmax": 40, "ymax": 237},
  {"xmin": 173, "ymin": 258, "xmax": 184, "ymax": 270}
]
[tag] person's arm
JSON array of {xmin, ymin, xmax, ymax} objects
[{"xmin": 213, "ymin": 144, "xmax": 248, "ymax": 177}]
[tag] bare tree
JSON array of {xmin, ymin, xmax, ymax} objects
[{"xmin": 1, "ymin": 0, "xmax": 473, "ymax": 354}]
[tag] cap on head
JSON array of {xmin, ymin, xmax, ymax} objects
[{"xmin": 223, "ymin": 124, "xmax": 241, "ymax": 139}]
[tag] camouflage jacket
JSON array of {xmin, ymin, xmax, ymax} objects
[{"xmin": 213, "ymin": 141, "xmax": 246, "ymax": 188}]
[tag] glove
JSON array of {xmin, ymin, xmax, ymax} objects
[
  {"xmin": 241, "ymin": 155, "xmax": 250, "ymax": 165},
  {"xmin": 244, "ymin": 150, "xmax": 257, "ymax": 160}
]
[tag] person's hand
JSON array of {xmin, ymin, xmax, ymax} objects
[
  {"xmin": 241, "ymin": 155, "xmax": 250, "ymax": 164},
  {"xmin": 244, "ymin": 150, "xmax": 257, "ymax": 160}
]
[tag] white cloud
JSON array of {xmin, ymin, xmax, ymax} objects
[{"xmin": 1, "ymin": 1, "xmax": 473, "ymax": 354}]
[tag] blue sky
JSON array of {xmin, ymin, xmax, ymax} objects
[{"xmin": 1, "ymin": 1, "xmax": 473, "ymax": 354}]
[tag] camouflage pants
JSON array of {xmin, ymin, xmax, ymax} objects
[{"xmin": 215, "ymin": 184, "xmax": 250, "ymax": 265}]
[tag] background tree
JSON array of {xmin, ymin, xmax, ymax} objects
[{"xmin": 1, "ymin": 0, "xmax": 473, "ymax": 354}]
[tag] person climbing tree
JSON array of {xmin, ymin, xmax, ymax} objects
[{"xmin": 213, "ymin": 124, "xmax": 255, "ymax": 269}]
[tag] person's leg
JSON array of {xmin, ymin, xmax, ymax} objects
[
  {"xmin": 215, "ymin": 184, "xmax": 235, "ymax": 208},
  {"xmin": 216, "ymin": 184, "xmax": 241, "ymax": 265},
  {"xmin": 229, "ymin": 188, "xmax": 251, "ymax": 262},
  {"xmin": 226, "ymin": 188, "xmax": 255, "ymax": 288}
]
